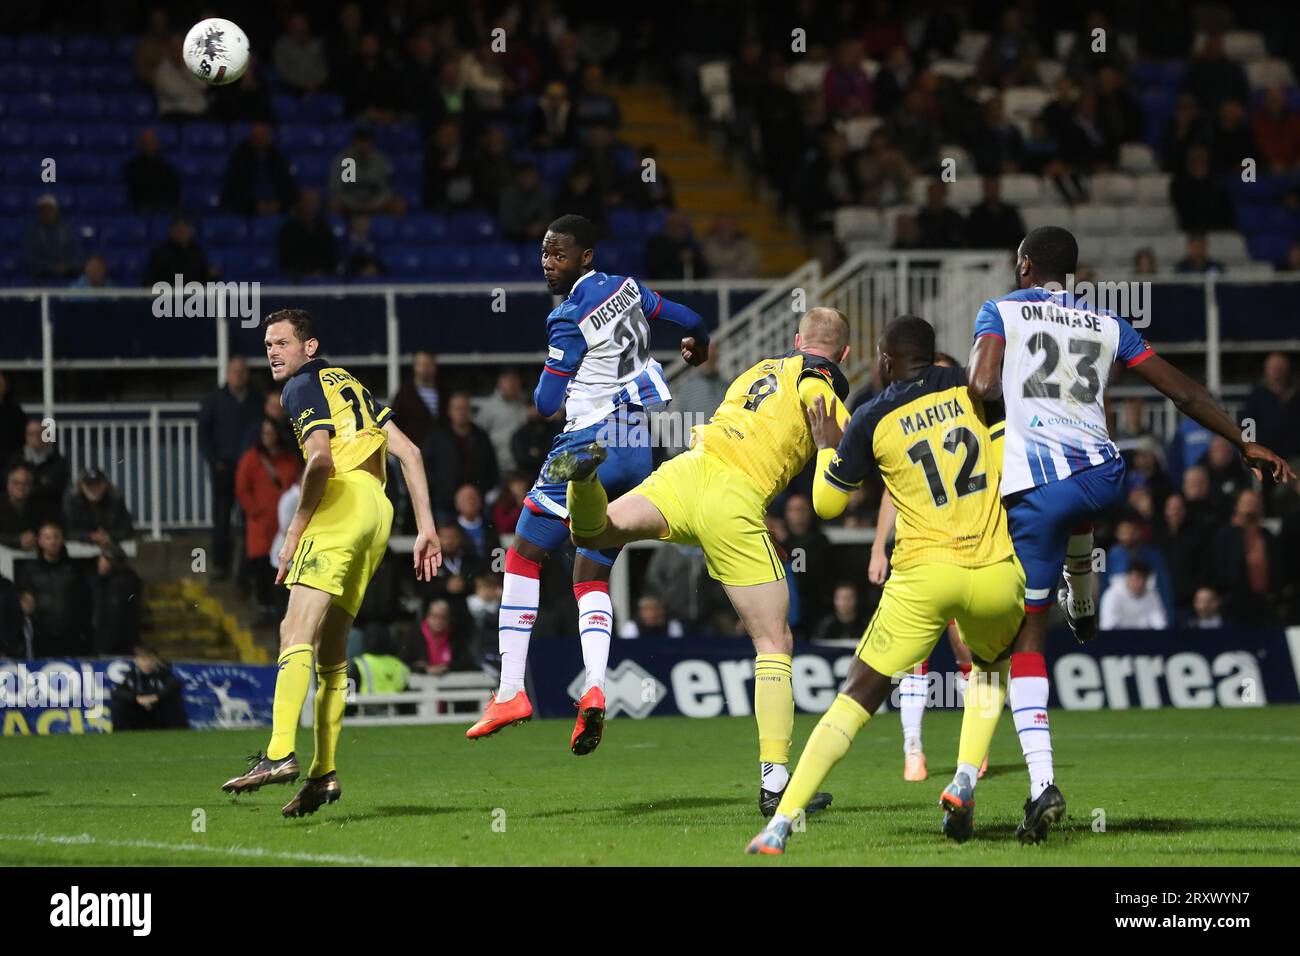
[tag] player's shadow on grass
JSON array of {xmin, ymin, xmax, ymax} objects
[
  {"xmin": 329, "ymin": 804, "xmax": 469, "ymax": 823},
  {"xmin": 527, "ymin": 796, "xmax": 749, "ymax": 820},
  {"xmin": 0, "ymin": 791, "xmax": 48, "ymax": 801}
]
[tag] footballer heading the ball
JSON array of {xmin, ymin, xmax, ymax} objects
[{"xmin": 183, "ymin": 17, "xmax": 250, "ymax": 86}]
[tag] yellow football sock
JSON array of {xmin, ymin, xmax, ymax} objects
[
  {"xmin": 957, "ymin": 658, "xmax": 1010, "ymax": 769},
  {"xmin": 566, "ymin": 475, "xmax": 608, "ymax": 539},
  {"xmin": 309, "ymin": 661, "xmax": 349, "ymax": 778},
  {"xmin": 754, "ymin": 653, "xmax": 794, "ymax": 764},
  {"xmin": 776, "ymin": 693, "xmax": 870, "ymax": 818},
  {"xmin": 267, "ymin": 643, "xmax": 313, "ymax": 760}
]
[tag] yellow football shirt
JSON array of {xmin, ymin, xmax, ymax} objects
[{"xmin": 280, "ymin": 358, "xmax": 392, "ymax": 475}]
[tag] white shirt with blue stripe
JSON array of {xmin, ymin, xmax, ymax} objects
[{"xmin": 974, "ymin": 286, "xmax": 1154, "ymax": 496}]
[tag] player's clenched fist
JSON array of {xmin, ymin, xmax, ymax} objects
[{"xmin": 681, "ymin": 336, "xmax": 708, "ymax": 366}]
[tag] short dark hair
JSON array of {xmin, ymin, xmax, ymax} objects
[
  {"xmin": 262, "ymin": 308, "xmax": 317, "ymax": 343},
  {"xmin": 547, "ymin": 214, "xmax": 597, "ymax": 252},
  {"xmin": 1021, "ymin": 226, "xmax": 1079, "ymax": 278},
  {"xmin": 881, "ymin": 314, "xmax": 936, "ymax": 362}
]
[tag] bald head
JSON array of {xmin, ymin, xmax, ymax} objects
[{"xmin": 796, "ymin": 307, "xmax": 851, "ymax": 361}]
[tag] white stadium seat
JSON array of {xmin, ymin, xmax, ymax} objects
[
  {"xmin": 1000, "ymin": 173, "xmax": 1042, "ymax": 205},
  {"xmin": 956, "ymin": 31, "xmax": 989, "ymax": 64},
  {"xmin": 1196, "ymin": 30, "xmax": 1268, "ymax": 62},
  {"xmin": 1094, "ymin": 235, "xmax": 1145, "ymax": 270},
  {"xmin": 839, "ymin": 115, "xmax": 883, "ymax": 150},
  {"xmin": 1208, "ymin": 231, "xmax": 1251, "ymax": 265},
  {"xmin": 1135, "ymin": 173, "xmax": 1172, "ymax": 205},
  {"xmin": 708, "ymin": 91, "xmax": 734, "ymax": 122},
  {"xmin": 1074, "ymin": 205, "xmax": 1123, "ymax": 236},
  {"xmin": 1090, "ymin": 172, "xmax": 1137, "ymax": 204},
  {"xmin": 930, "ymin": 59, "xmax": 975, "ymax": 80},
  {"xmin": 949, "ymin": 178, "xmax": 982, "ymax": 208},
  {"xmin": 786, "ymin": 60, "xmax": 827, "ymax": 95},
  {"xmin": 698, "ymin": 61, "xmax": 730, "ymax": 96},
  {"xmin": 1004, "ymin": 85, "xmax": 1050, "ymax": 121},
  {"xmin": 834, "ymin": 207, "xmax": 886, "ymax": 243},
  {"xmin": 1055, "ymin": 31, "xmax": 1075, "ymax": 59},
  {"xmin": 1021, "ymin": 205, "xmax": 1075, "ymax": 234},
  {"xmin": 1036, "ymin": 58, "xmax": 1065, "ymax": 88},
  {"xmin": 1120, "ymin": 205, "xmax": 1177, "ymax": 236},
  {"xmin": 860, "ymin": 58, "xmax": 880, "ymax": 79},
  {"xmin": 1247, "ymin": 59, "xmax": 1297, "ymax": 90},
  {"xmin": 1119, "ymin": 143, "xmax": 1157, "ymax": 174},
  {"xmin": 1153, "ymin": 232, "xmax": 1189, "ymax": 264}
]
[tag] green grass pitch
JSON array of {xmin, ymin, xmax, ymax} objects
[{"xmin": 2, "ymin": 706, "xmax": 1298, "ymax": 866}]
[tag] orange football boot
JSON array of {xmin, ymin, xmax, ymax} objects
[
  {"xmin": 903, "ymin": 749, "xmax": 928, "ymax": 781},
  {"xmin": 570, "ymin": 685, "xmax": 606, "ymax": 755},
  {"xmin": 466, "ymin": 691, "xmax": 533, "ymax": 740}
]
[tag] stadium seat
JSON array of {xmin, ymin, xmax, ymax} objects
[
  {"xmin": 841, "ymin": 116, "xmax": 884, "ymax": 150},
  {"xmin": 999, "ymin": 174, "xmax": 1042, "ymax": 205},
  {"xmin": 1246, "ymin": 232, "xmax": 1292, "ymax": 264},
  {"xmin": 785, "ymin": 61, "xmax": 827, "ymax": 95},
  {"xmin": 1135, "ymin": 173, "xmax": 1172, "ymax": 205},
  {"xmin": 250, "ymin": 216, "xmax": 282, "ymax": 243},
  {"xmin": 1074, "ymin": 205, "xmax": 1123, "ymax": 236},
  {"xmin": 9, "ymin": 93, "xmax": 58, "ymax": 120},
  {"xmin": 17, "ymin": 36, "xmax": 62, "ymax": 60},
  {"xmin": 698, "ymin": 61, "xmax": 730, "ymax": 97},
  {"xmin": 288, "ymin": 154, "xmax": 329, "ymax": 184},
  {"xmin": 1119, "ymin": 204, "xmax": 1177, "ymax": 236},
  {"xmin": 929, "ymin": 59, "xmax": 975, "ymax": 81},
  {"xmin": 102, "ymin": 93, "xmax": 153, "ymax": 121},
  {"xmin": 201, "ymin": 215, "xmax": 250, "ymax": 243},
  {"xmin": 97, "ymin": 217, "xmax": 150, "ymax": 244},
  {"xmin": 0, "ymin": 217, "xmax": 25, "ymax": 243},
  {"xmin": 29, "ymin": 122, "xmax": 81, "ymax": 147},
  {"xmin": 1153, "ymin": 232, "xmax": 1190, "ymax": 264},
  {"xmin": 397, "ymin": 214, "xmax": 449, "ymax": 243},
  {"xmin": 1022, "ymin": 205, "xmax": 1076, "ymax": 234},
  {"xmin": 948, "ymin": 178, "xmax": 981, "ymax": 208},
  {"xmin": 1091, "ymin": 173, "xmax": 1137, "ymax": 204},
  {"xmin": 449, "ymin": 211, "xmax": 496, "ymax": 241},
  {"xmin": 1207, "ymin": 231, "xmax": 1251, "ymax": 265},
  {"xmin": 1119, "ymin": 143, "xmax": 1157, "ymax": 174},
  {"xmin": 75, "ymin": 185, "xmax": 127, "ymax": 212},
  {"xmin": 368, "ymin": 216, "xmax": 398, "ymax": 242},
  {"xmin": 955, "ymin": 31, "xmax": 989, "ymax": 64},
  {"xmin": 834, "ymin": 207, "xmax": 886, "ymax": 244},
  {"xmin": 0, "ymin": 64, "xmax": 34, "ymax": 92},
  {"xmin": 1246, "ymin": 59, "xmax": 1297, "ymax": 90},
  {"xmin": 181, "ymin": 123, "xmax": 228, "ymax": 152}
]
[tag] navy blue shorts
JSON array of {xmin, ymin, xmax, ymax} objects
[
  {"xmin": 1005, "ymin": 456, "xmax": 1126, "ymax": 611},
  {"xmin": 515, "ymin": 411, "xmax": 654, "ymax": 566}
]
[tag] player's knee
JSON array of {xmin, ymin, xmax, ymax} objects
[{"xmin": 750, "ymin": 626, "xmax": 793, "ymax": 657}]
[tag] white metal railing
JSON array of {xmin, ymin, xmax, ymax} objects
[{"xmin": 299, "ymin": 671, "xmax": 495, "ymax": 727}]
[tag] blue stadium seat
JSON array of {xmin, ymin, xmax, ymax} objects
[
  {"xmin": 538, "ymin": 150, "xmax": 575, "ymax": 185},
  {"xmin": 104, "ymin": 248, "xmax": 147, "ymax": 282},
  {"xmin": 82, "ymin": 122, "xmax": 133, "ymax": 150},
  {"xmin": 65, "ymin": 35, "xmax": 115, "ymax": 61},
  {"xmin": 387, "ymin": 247, "xmax": 432, "ymax": 277},
  {"xmin": 76, "ymin": 185, "xmax": 127, "ymax": 212},
  {"xmin": 279, "ymin": 123, "xmax": 326, "ymax": 151},
  {"xmin": 86, "ymin": 64, "xmax": 136, "ymax": 91},
  {"xmin": 42, "ymin": 66, "xmax": 86, "ymax": 92},
  {"xmin": 9, "ymin": 93, "xmax": 57, "ymax": 120},
  {"xmin": 0, "ymin": 123, "xmax": 30, "ymax": 149},
  {"xmin": 0, "ymin": 190, "xmax": 30, "ymax": 216},
  {"xmin": 214, "ymin": 247, "xmax": 277, "ymax": 280},
  {"xmin": 398, "ymin": 214, "xmax": 448, "ymax": 242},
  {"xmin": 449, "ymin": 210, "xmax": 496, "ymax": 241},
  {"xmin": 181, "ymin": 123, "xmax": 228, "ymax": 152},
  {"xmin": 375, "ymin": 124, "xmax": 420, "ymax": 151},
  {"xmin": 391, "ymin": 151, "xmax": 421, "ymax": 179},
  {"xmin": 74, "ymin": 221, "xmax": 98, "ymax": 245},
  {"xmin": 301, "ymin": 95, "xmax": 345, "ymax": 121},
  {"xmin": 0, "ymin": 64, "xmax": 34, "ymax": 92},
  {"xmin": 143, "ymin": 124, "xmax": 179, "ymax": 149},
  {"xmin": 114, "ymin": 36, "xmax": 137, "ymax": 58},
  {"xmin": 427, "ymin": 248, "xmax": 474, "ymax": 278},
  {"xmin": 96, "ymin": 218, "xmax": 150, "ymax": 244},
  {"xmin": 0, "ymin": 218, "xmax": 25, "ymax": 243},
  {"xmin": 322, "ymin": 121, "xmax": 353, "ymax": 148},
  {"xmin": 148, "ymin": 214, "xmax": 174, "ymax": 242},
  {"xmin": 201, "ymin": 215, "xmax": 250, "ymax": 243},
  {"xmin": 473, "ymin": 242, "xmax": 522, "ymax": 278},
  {"xmin": 608, "ymin": 207, "xmax": 642, "ymax": 236},
  {"xmin": 29, "ymin": 122, "xmax": 81, "ymax": 147},
  {"xmin": 250, "ymin": 216, "xmax": 282, "ymax": 242},
  {"xmin": 288, "ymin": 154, "xmax": 329, "ymax": 183},
  {"xmin": 17, "ymin": 36, "xmax": 62, "ymax": 60},
  {"xmin": 62, "ymin": 156, "xmax": 107, "ymax": 182},
  {"xmin": 181, "ymin": 183, "xmax": 221, "ymax": 211},
  {"xmin": 102, "ymin": 93, "xmax": 154, "ymax": 121},
  {"xmin": 0, "ymin": 37, "xmax": 13, "ymax": 58},
  {"xmin": 1247, "ymin": 232, "xmax": 1293, "ymax": 264},
  {"xmin": 369, "ymin": 216, "xmax": 398, "ymax": 242}
]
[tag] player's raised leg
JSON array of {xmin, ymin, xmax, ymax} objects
[
  {"xmin": 283, "ymin": 603, "xmax": 352, "ymax": 817},
  {"xmin": 221, "ymin": 583, "xmax": 333, "ymax": 793}
]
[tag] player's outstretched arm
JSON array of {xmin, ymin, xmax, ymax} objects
[
  {"xmin": 383, "ymin": 419, "xmax": 443, "ymax": 581},
  {"xmin": 1132, "ymin": 354, "xmax": 1297, "ymax": 484},
  {"xmin": 640, "ymin": 283, "xmax": 711, "ymax": 366},
  {"xmin": 966, "ymin": 333, "xmax": 1005, "ymax": 400},
  {"xmin": 276, "ymin": 429, "xmax": 333, "ymax": 584}
]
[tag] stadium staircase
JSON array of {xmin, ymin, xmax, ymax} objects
[
  {"xmin": 613, "ymin": 84, "xmax": 806, "ymax": 275},
  {"xmin": 664, "ymin": 249, "xmax": 1007, "ymax": 392}
]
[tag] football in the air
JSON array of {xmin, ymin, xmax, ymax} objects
[{"xmin": 182, "ymin": 17, "xmax": 250, "ymax": 86}]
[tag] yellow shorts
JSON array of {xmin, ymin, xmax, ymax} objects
[
  {"xmin": 629, "ymin": 448, "xmax": 784, "ymax": 587},
  {"xmin": 284, "ymin": 469, "xmax": 394, "ymax": 618},
  {"xmin": 856, "ymin": 557, "xmax": 1025, "ymax": 678}
]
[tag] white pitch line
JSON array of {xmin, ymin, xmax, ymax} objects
[{"xmin": 0, "ymin": 832, "xmax": 437, "ymax": 867}]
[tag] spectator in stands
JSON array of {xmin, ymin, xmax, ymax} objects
[
  {"xmin": 391, "ymin": 351, "xmax": 441, "ymax": 450},
  {"xmin": 1167, "ymin": 416, "xmax": 1214, "ymax": 486},
  {"xmin": 423, "ymin": 392, "xmax": 499, "ymax": 510},
  {"xmin": 1185, "ymin": 586, "xmax": 1226, "ymax": 629},
  {"xmin": 1212, "ymin": 488, "xmax": 1278, "ymax": 624},
  {"xmin": 971, "ymin": 96, "xmax": 1024, "ymax": 175},
  {"xmin": 1211, "ymin": 100, "xmax": 1258, "ymax": 175},
  {"xmin": 465, "ymin": 572, "xmax": 503, "ymax": 668},
  {"xmin": 812, "ymin": 583, "xmax": 868, "ymax": 644},
  {"xmin": 64, "ymin": 467, "xmax": 134, "ymax": 545},
  {"xmin": 399, "ymin": 35, "xmax": 439, "ymax": 125},
  {"xmin": 424, "ymin": 58, "xmax": 482, "ymax": 133},
  {"xmin": 0, "ymin": 374, "xmax": 25, "ymax": 466},
  {"xmin": 1201, "ymin": 436, "xmax": 1252, "ymax": 512},
  {"xmin": 756, "ymin": 60, "xmax": 803, "ymax": 201},
  {"xmin": 1106, "ymin": 514, "xmax": 1175, "ymax": 623},
  {"xmin": 327, "ymin": 2, "xmax": 364, "ymax": 81},
  {"xmin": 154, "ymin": 35, "xmax": 209, "ymax": 120},
  {"xmin": 701, "ymin": 216, "xmax": 760, "ymax": 278},
  {"xmin": 1160, "ymin": 93, "xmax": 1213, "ymax": 175},
  {"xmin": 1156, "ymin": 492, "xmax": 1212, "ymax": 612},
  {"xmin": 852, "ymin": 128, "xmax": 913, "ymax": 207},
  {"xmin": 822, "ymin": 38, "xmax": 874, "ymax": 116},
  {"xmin": 0, "ymin": 570, "xmax": 29, "ymax": 658},
  {"xmin": 423, "ymin": 121, "xmax": 477, "ymax": 212},
  {"xmin": 236, "ymin": 418, "xmax": 302, "ymax": 618},
  {"xmin": 453, "ymin": 484, "xmax": 498, "ymax": 559},
  {"xmin": 473, "ymin": 126, "xmax": 517, "ymax": 213},
  {"xmin": 618, "ymin": 595, "xmax": 685, "ymax": 639},
  {"xmin": 274, "ymin": 12, "xmax": 329, "ymax": 95},
  {"xmin": 109, "ymin": 645, "xmax": 188, "ymax": 731},
  {"xmin": 582, "ymin": 124, "xmax": 627, "ymax": 208},
  {"xmin": 1253, "ymin": 86, "xmax": 1300, "ymax": 174},
  {"xmin": 1184, "ymin": 32, "xmax": 1250, "ymax": 114},
  {"xmin": 556, "ymin": 164, "xmax": 608, "ymax": 235},
  {"xmin": 413, "ymin": 598, "xmax": 454, "ymax": 674},
  {"xmin": 624, "ymin": 143, "xmax": 676, "ymax": 211},
  {"xmin": 460, "ymin": 42, "xmax": 507, "ymax": 118},
  {"xmin": 0, "ymin": 465, "xmax": 49, "ymax": 550},
  {"xmin": 6, "ymin": 417, "xmax": 67, "ymax": 521},
  {"xmin": 530, "ymin": 81, "xmax": 577, "ymax": 149},
  {"xmin": 644, "ymin": 542, "xmax": 710, "ymax": 623},
  {"xmin": 70, "ymin": 254, "xmax": 111, "ymax": 289},
  {"xmin": 976, "ymin": 7, "xmax": 1038, "ymax": 87},
  {"xmin": 871, "ymin": 44, "xmax": 913, "ymax": 118},
  {"xmin": 499, "ymin": 163, "xmax": 552, "ymax": 242},
  {"xmin": 341, "ymin": 33, "xmax": 404, "ymax": 122},
  {"xmin": 491, "ymin": 473, "xmax": 528, "ymax": 536},
  {"xmin": 1099, "ymin": 559, "xmax": 1168, "ymax": 630},
  {"xmin": 784, "ymin": 493, "xmax": 831, "ymax": 628},
  {"xmin": 339, "ymin": 213, "xmax": 386, "ymax": 278},
  {"xmin": 23, "ymin": 195, "xmax": 82, "ymax": 282},
  {"xmin": 16, "ymin": 523, "xmax": 90, "ymax": 656},
  {"xmin": 795, "ymin": 129, "xmax": 856, "ymax": 231},
  {"xmin": 575, "ymin": 64, "xmax": 621, "ymax": 130},
  {"xmin": 143, "ymin": 213, "xmax": 212, "ymax": 286},
  {"xmin": 210, "ymin": 53, "xmax": 275, "ymax": 123},
  {"xmin": 199, "ymin": 357, "xmax": 264, "ymax": 581},
  {"xmin": 1059, "ymin": 90, "xmax": 1117, "ymax": 171},
  {"xmin": 1243, "ymin": 352, "xmax": 1300, "ymax": 460},
  {"xmin": 1094, "ymin": 64, "xmax": 1145, "ymax": 147},
  {"xmin": 124, "ymin": 128, "xmax": 180, "ymax": 214},
  {"xmin": 476, "ymin": 369, "xmax": 530, "ymax": 472},
  {"xmin": 91, "ymin": 544, "xmax": 142, "ymax": 656},
  {"xmin": 1174, "ymin": 232, "xmax": 1225, "ymax": 275},
  {"xmin": 511, "ymin": 406, "xmax": 562, "ymax": 476},
  {"xmin": 543, "ymin": 30, "xmax": 586, "ymax": 95},
  {"xmin": 133, "ymin": 7, "xmax": 173, "ymax": 87},
  {"xmin": 419, "ymin": 523, "xmax": 487, "ymax": 609},
  {"xmin": 1181, "ymin": 464, "xmax": 1222, "ymax": 527},
  {"xmin": 1133, "ymin": 248, "xmax": 1158, "ymax": 275},
  {"xmin": 220, "ymin": 123, "xmax": 299, "ymax": 217},
  {"xmin": 665, "ymin": 341, "xmax": 724, "ymax": 456},
  {"xmin": 278, "ymin": 189, "xmax": 337, "ymax": 280},
  {"xmin": 915, "ymin": 181, "xmax": 966, "ymax": 249},
  {"xmin": 329, "ymin": 127, "xmax": 404, "ymax": 216},
  {"xmin": 965, "ymin": 177, "xmax": 1025, "ymax": 254},
  {"xmin": 645, "ymin": 210, "xmax": 708, "ymax": 280}
]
